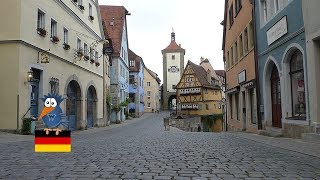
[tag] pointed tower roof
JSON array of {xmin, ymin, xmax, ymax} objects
[{"xmin": 162, "ymin": 30, "xmax": 185, "ymax": 54}]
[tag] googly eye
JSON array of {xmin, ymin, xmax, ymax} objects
[
  {"xmin": 44, "ymin": 98, "xmax": 51, "ymax": 107},
  {"xmin": 50, "ymin": 98, "xmax": 57, "ymax": 107}
]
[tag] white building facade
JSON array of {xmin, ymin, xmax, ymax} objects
[{"xmin": 0, "ymin": 0, "xmax": 108, "ymax": 130}]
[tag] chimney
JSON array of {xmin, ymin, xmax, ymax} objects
[
  {"xmin": 179, "ymin": 44, "xmax": 181, "ymax": 47},
  {"xmin": 200, "ymin": 57, "xmax": 204, "ymax": 62},
  {"xmin": 206, "ymin": 69, "xmax": 211, "ymax": 84}
]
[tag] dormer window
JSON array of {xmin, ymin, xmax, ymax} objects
[{"xmin": 130, "ymin": 60, "xmax": 135, "ymax": 67}]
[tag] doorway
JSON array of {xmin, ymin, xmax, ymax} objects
[
  {"xmin": 242, "ymin": 91, "xmax": 246, "ymax": 131},
  {"xmin": 271, "ymin": 66, "xmax": 282, "ymax": 128},
  {"xmin": 66, "ymin": 80, "xmax": 81, "ymax": 131},
  {"xmin": 30, "ymin": 69, "xmax": 41, "ymax": 118}
]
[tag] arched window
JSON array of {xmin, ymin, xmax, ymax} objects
[{"xmin": 290, "ymin": 50, "xmax": 305, "ymax": 118}]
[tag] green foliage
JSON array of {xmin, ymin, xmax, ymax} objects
[
  {"xmin": 21, "ymin": 118, "xmax": 34, "ymax": 135},
  {"xmin": 112, "ymin": 105, "xmax": 121, "ymax": 112},
  {"xmin": 201, "ymin": 113, "xmax": 224, "ymax": 128},
  {"xmin": 106, "ymin": 93, "xmax": 111, "ymax": 113},
  {"xmin": 119, "ymin": 98, "xmax": 130, "ymax": 107}
]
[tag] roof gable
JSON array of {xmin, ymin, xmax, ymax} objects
[{"xmin": 100, "ymin": 5, "xmax": 129, "ymax": 57}]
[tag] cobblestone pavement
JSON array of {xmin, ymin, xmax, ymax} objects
[{"xmin": 0, "ymin": 112, "xmax": 320, "ymax": 180}]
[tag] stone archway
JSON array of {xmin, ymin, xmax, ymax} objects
[
  {"xmin": 66, "ymin": 80, "xmax": 82, "ymax": 131},
  {"xmin": 86, "ymin": 85, "xmax": 97, "ymax": 128},
  {"xmin": 168, "ymin": 95, "xmax": 177, "ymax": 110}
]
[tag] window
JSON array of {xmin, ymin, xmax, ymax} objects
[
  {"xmin": 229, "ymin": 4, "xmax": 234, "ymax": 27},
  {"xmin": 229, "ymin": 94, "xmax": 233, "ymax": 119},
  {"xmin": 147, "ymin": 103, "xmax": 151, "ymax": 108},
  {"xmin": 37, "ymin": 10, "xmax": 45, "ymax": 29},
  {"xmin": 205, "ymin": 89, "xmax": 208, "ymax": 94},
  {"xmin": 50, "ymin": 19, "xmax": 57, "ymax": 37},
  {"xmin": 234, "ymin": 42, "xmax": 238, "ymax": 63},
  {"xmin": 84, "ymin": 43, "xmax": 88, "ymax": 55},
  {"xmin": 89, "ymin": 48, "xmax": 93, "ymax": 60},
  {"xmin": 235, "ymin": 0, "xmax": 242, "ymax": 14},
  {"xmin": 290, "ymin": 50, "xmax": 305, "ymax": 118},
  {"xmin": 227, "ymin": 51, "xmax": 230, "ymax": 68},
  {"xmin": 244, "ymin": 28, "xmax": 248, "ymax": 53},
  {"xmin": 230, "ymin": 46, "xmax": 234, "ymax": 66},
  {"xmin": 172, "ymin": 55, "xmax": 175, "ymax": 60},
  {"xmin": 147, "ymin": 91, "xmax": 151, "ymax": 97},
  {"xmin": 249, "ymin": 88, "xmax": 257, "ymax": 124},
  {"xmin": 78, "ymin": 0, "xmax": 82, "ymax": 5},
  {"xmin": 89, "ymin": 3, "xmax": 92, "ymax": 16},
  {"xmin": 130, "ymin": 60, "xmax": 134, "ymax": 67},
  {"xmin": 95, "ymin": 51, "xmax": 98, "ymax": 62},
  {"xmin": 239, "ymin": 34, "xmax": 243, "ymax": 57},
  {"xmin": 235, "ymin": 92, "xmax": 239, "ymax": 120},
  {"xmin": 249, "ymin": 21, "xmax": 254, "ymax": 49},
  {"xmin": 49, "ymin": 78, "xmax": 59, "ymax": 94},
  {"xmin": 262, "ymin": 0, "xmax": 268, "ymax": 22},
  {"xmin": 63, "ymin": 28, "xmax": 68, "ymax": 44},
  {"xmin": 147, "ymin": 82, "xmax": 151, "ymax": 86},
  {"xmin": 206, "ymin": 104, "xmax": 209, "ymax": 110},
  {"xmin": 77, "ymin": 38, "xmax": 82, "ymax": 51}
]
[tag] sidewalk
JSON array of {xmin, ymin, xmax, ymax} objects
[
  {"xmin": 0, "ymin": 112, "xmax": 157, "ymax": 143},
  {"xmin": 232, "ymin": 132, "xmax": 320, "ymax": 158}
]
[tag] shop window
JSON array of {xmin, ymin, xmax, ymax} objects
[{"xmin": 290, "ymin": 50, "xmax": 306, "ymax": 118}]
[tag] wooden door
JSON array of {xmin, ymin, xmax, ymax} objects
[{"xmin": 271, "ymin": 66, "xmax": 282, "ymax": 128}]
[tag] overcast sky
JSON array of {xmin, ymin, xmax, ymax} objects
[{"xmin": 100, "ymin": 0, "xmax": 225, "ymax": 82}]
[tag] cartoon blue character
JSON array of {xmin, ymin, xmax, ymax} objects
[{"xmin": 38, "ymin": 93, "xmax": 68, "ymax": 135}]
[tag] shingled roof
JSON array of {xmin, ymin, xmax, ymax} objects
[
  {"xmin": 183, "ymin": 61, "xmax": 220, "ymax": 89},
  {"xmin": 100, "ymin": 5, "xmax": 129, "ymax": 57},
  {"xmin": 215, "ymin": 70, "xmax": 226, "ymax": 78},
  {"xmin": 145, "ymin": 67, "xmax": 161, "ymax": 84}
]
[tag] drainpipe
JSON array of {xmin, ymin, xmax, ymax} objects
[{"xmin": 252, "ymin": 0, "xmax": 262, "ymax": 130}]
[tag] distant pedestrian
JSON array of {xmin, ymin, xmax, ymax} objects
[{"xmin": 197, "ymin": 124, "xmax": 201, "ymax": 132}]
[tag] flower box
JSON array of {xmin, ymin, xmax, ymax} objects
[
  {"xmin": 73, "ymin": 0, "xmax": 77, "ymax": 3},
  {"xmin": 77, "ymin": 50, "xmax": 84, "ymax": 57},
  {"xmin": 89, "ymin": 15, "xmax": 94, "ymax": 21},
  {"xmin": 90, "ymin": 59, "xmax": 95, "ymax": 64},
  {"xmin": 63, "ymin": 43, "xmax": 70, "ymax": 50},
  {"xmin": 79, "ymin": 5, "xmax": 85, "ymax": 10},
  {"xmin": 51, "ymin": 36, "xmax": 60, "ymax": 43},
  {"xmin": 84, "ymin": 55, "xmax": 89, "ymax": 61},
  {"xmin": 37, "ymin": 28, "xmax": 47, "ymax": 37},
  {"xmin": 95, "ymin": 62, "xmax": 100, "ymax": 67}
]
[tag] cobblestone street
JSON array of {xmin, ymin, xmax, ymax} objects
[{"xmin": 0, "ymin": 112, "xmax": 320, "ymax": 180}]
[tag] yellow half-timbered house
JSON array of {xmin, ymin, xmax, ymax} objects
[{"xmin": 176, "ymin": 61, "xmax": 223, "ymax": 116}]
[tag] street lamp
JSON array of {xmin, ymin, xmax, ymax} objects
[{"xmin": 27, "ymin": 69, "xmax": 34, "ymax": 82}]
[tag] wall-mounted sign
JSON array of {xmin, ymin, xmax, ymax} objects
[
  {"xmin": 238, "ymin": 70, "xmax": 246, "ymax": 84},
  {"xmin": 267, "ymin": 16, "xmax": 288, "ymax": 45}
]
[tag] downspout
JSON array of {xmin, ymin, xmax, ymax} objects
[
  {"xmin": 252, "ymin": 0, "xmax": 262, "ymax": 130},
  {"xmin": 223, "ymin": 58, "xmax": 228, "ymax": 131}
]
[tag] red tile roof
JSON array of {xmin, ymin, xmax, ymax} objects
[
  {"xmin": 215, "ymin": 70, "xmax": 226, "ymax": 78},
  {"xmin": 161, "ymin": 33, "xmax": 185, "ymax": 54},
  {"xmin": 100, "ymin": 5, "xmax": 129, "ymax": 57}
]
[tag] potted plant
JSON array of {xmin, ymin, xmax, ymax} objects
[
  {"xmin": 79, "ymin": 5, "xmax": 85, "ymax": 10},
  {"xmin": 95, "ymin": 62, "xmax": 100, "ymax": 67},
  {"xmin": 90, "ymin": 58, "xmax": 95, "ymax": 64},
  {"xmin": 37, "ymin": 28, "xmax": 47, "ymax": 37},
  {"xmin": 51, "ymin": 36, "xmax": 60, "ymax": 43},
  {"xmin": 63, "ymin": 43, "xmax": 70, "ymax": 50},
  {"xmin": 84, "ymin": 55, "xmax": 89, "ymax": 61},
  {"xmin": 73, "ymin": 0, "xmax": 77, "ymax": 3},
  {"xmin": 89, "ymin": 15, "xmax": 94, "ymax": 21}
]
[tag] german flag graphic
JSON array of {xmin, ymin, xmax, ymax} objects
[{"xmin": 34, "ymin": 130, "xmax": 71, "ymax": 152}]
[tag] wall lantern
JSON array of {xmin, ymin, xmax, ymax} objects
[{"xmin": 27, "ymin": 69, "xmax": 34, "ymax": 82}]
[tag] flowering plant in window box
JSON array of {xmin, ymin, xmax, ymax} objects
[
  {"xmin": 89, "ymin": 15, "xmax": 94, "ymax": 21},
  {"xmin": 37, "ymin": 28, "xmax": 47, "ymax": 37},
  {"xmin": 73, "ymin": 0, "xmax": 77, "ymax": 3},
  {"xmin": 95, "ymin": 62, "xmax": 100, "ymax": 67},
  {"xmin": 79, "ymin": 5, "xmax": 85, "ymax": 10},
  {"xmin": 77, "ymin": 49, "xmax": 84, "ymax": 57},
  {"xmin": 63, "ymin": 43, "xmax": 70, "ymax": 50},
  {"xmin": 84, "ymin": 55, "xmax": 89, "ymax": 61},
  {"xmin": 51, "ymin": 36, "xmax": 60, "ymax": 43},
  {"xmin": 90, "ymin": 59, "xmax": 95, "ymax": 64}
]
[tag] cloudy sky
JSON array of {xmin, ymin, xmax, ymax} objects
[{"xmin": 100, "ymin": 0, "xmax": 225, "ymax": 82}]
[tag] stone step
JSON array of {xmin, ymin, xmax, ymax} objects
[
  {"xmin": 302, "ymin": 133, "xmax": 320, "ymax": 144},
  {"xmin": 259, "ymin": 127, "xmax": 283, "ymax": 137}
]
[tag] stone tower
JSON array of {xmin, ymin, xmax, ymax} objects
[{"xmin": 161, "ymin": 30, "xmax": 185, "ymax": 110}]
